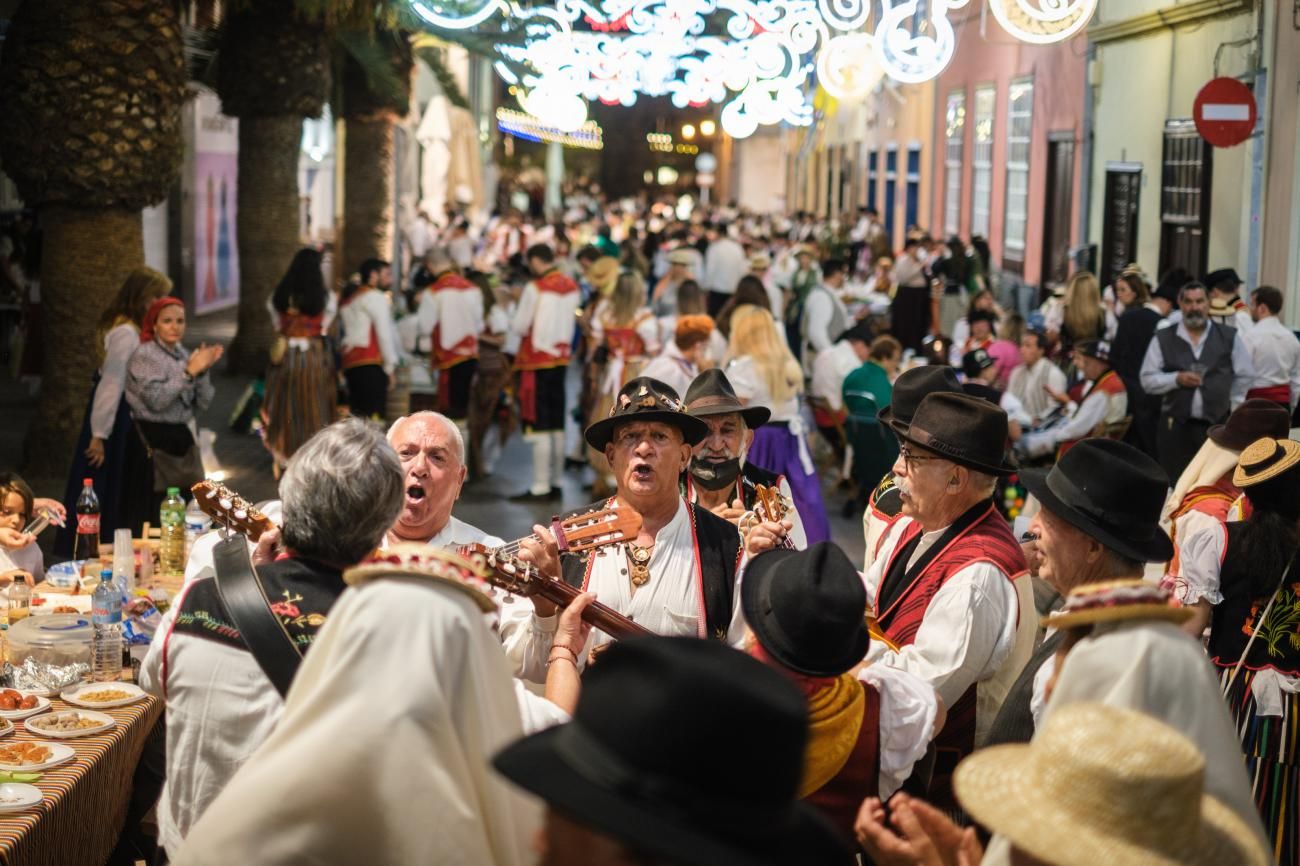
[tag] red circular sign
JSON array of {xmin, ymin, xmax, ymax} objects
[{"xmin": 1193, "ymin": 77, "xmax": 1256, "ymax": 148}]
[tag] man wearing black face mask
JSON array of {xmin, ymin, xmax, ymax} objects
[{"xmin": 683, "ymin": 369, "xmax": 808, "ymax": 549}]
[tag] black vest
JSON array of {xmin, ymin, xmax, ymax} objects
[
  {"xmin": 983, "ymin": 630, "xmax": 1066, "ymax": 747},
  {"xmin": 1155, "ymin": 323, "xmax": 1236, "ymax": 423},
  {"xmin": 560, "ymin": 503, "xmax": 741, "ymax": 640}
]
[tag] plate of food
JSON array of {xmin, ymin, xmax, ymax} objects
[
  {"xmin": 0, "ymin": 783, "xmax": 42, "ymax": 812},
  {"xmin": 0, "ymin": 690, "xmax": 49, "ymax": 720},
  {"xmin": 24, "ymin": 710, "xmax": 115, "ymax": 739},
  {"xmin": 61, "ymin": 682, "xmax": 146, "ymax": 709},
  {"xmin": 0, "ymin": 741, "xmax": 74, "ymax": 772}
]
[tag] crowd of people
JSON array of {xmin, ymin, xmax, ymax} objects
[{"xmin": 3, "ymin": 196, "xmax": 1299, "ymax": 865}]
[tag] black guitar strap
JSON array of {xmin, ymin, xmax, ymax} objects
[{"xmin": 211, "ymin": 534, "xmax": 303, "ymax": 698}]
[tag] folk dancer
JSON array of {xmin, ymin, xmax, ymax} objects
[
  {"xmin": 506, "ymin": 244, "xmax": 581, "ymax": 502},
  {"xmin": 682, "ymin": 368, "xmax": 807, "ymax": 549},
  {"xmin": 416, "ymin": 249, "xmax": 484, "ymax": 426},
  {"xmin": 1240, "ymin": 285, "xmax": 1300, "ymax": 411},
  {"xmin": 861, "ymin": 392, "xmax": 1035, "ymax": 810}
]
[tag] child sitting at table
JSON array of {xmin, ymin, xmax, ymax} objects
[{"xmin": 0, "ymin": 472, "xmax": 45, "ymax": 586}]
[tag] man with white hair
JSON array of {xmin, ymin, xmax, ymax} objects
[
  {"xmin": 140, "ymin": 418, "xmax": 405, "ymax": 858},
  {"xmin": 386, "ymin": 411, "xmax": 503, "ymax": 550},
  {"xmin": 416, "ymin": 248, "xmax": 484, "ymax": 424}
]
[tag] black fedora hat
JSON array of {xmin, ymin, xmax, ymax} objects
[
  {"xmin": 878, "ymin": 365, "xmax": 963, "ymax": 433},
  {"xmin": 1021, "ymin": 438, "xmax": 1173, "ymax": 564},
  {"xmin": 1207, "ymin": 398, "xmax": 1291, "ymax": 452},
  {"xmin": 586, "ymin": 376, "xmax": 711, "ymax": 451},
  {"xmin": 1203, "ymin": 267, "xmax": 1243, "ymax": 292},
  {"xmin": 1073, "ymin": 339, "xmax": 1112, "ymax": 364},
  {"xmin": 899, "ymin": 391, "xmax": 1017, "ymax": 476},
  {"xmin": 493, "ymin": 637, "xmax": 855, "ymax": 866},
  {"xmin": 684, "ymin": 368, "xmax": 770, "ymax": 429},
  {"xmin": 742, "ymin": 542, "xmax": 870, "ymax": 677}
]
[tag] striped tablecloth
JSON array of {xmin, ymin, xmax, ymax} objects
[{"xmin": 0, "ymin": 694, "xmax": 161, "ymax": 866}]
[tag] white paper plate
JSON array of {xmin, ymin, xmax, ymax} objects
[
  {"xmin": 0, "ymin": 694, "xmax": 50, "ymax": 721},
  {"xmin": 61, "ymin": 682, "xmax": 146, "ymax": 709},
  {"xmin": 24, "ymin": 710, "xmax": 115, "ymax": 739},
  {"xmin": 0, "ymin": 720, "xmax": 13, "ymax": 738},
  {"xmin": 0, "ymin": 783, "xmax": 42, "ymax": 812},
  {"xmin": 0, "ymin": 742, "xmax": 75, "ymax": 772}
]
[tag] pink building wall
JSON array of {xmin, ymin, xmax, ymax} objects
[{"xmin": 930, "ymin": 14, "xmax": 1087, "ymax": 291}]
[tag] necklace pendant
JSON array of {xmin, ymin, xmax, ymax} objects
[{"xmin": 630, "ymin": 565, "xmax": 650, "ymax": 586}]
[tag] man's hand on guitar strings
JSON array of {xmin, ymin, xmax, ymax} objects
[
  {"xmin": 518, "ymin": 523, "xmax": 562, "ymax": 616},
  {"xmin": 554, "ymin": 591, "xmax": 596, "ymax": 659},
  {"xmin": 743, "ymin": 518, "xmax": 792, "ymax": 558}
]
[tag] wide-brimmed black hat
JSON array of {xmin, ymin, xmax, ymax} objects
[
  {"xmin": 1073, "ymin": 339, "xmax": 1112, "ymax": 364},
  {"xmin": 1021, "ymin": 438, "xmax": 1173, "ymax": 564},
  {"xmin": 684, "ymin": 368, "xmax": 770, "ymax": 429},
  {"xmin": 1203, "ymin": 267, "xmax": 1243, "ymax": 292},
  {"xmin": 878, "ymin": 365, "xmax": 963, "ymax": 433},
  {"xmin": 899, "ymin": 391, "xmax": 1017, "ymax": 476},
  {"xmin": 586, "ymin": 377, "xmax": 711, "ymax": 451},
  {"xmin": 493, "ymin": 637, "xmax": 855, "ymax": 866},
  {"xmin": 1153, "ymin": 267, "xmax": 1191, "ymax": 303},
  {"xmin": 1207, "ymin": 398, "xmax": 1291, "ymax": 452},
  {"xmin": 742, "ymin": 542, "xmax": 870, "ymax": 677}
]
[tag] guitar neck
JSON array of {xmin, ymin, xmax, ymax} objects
[{"xmin": 530, "ymin": 575, "xmax": 653, "ymax": 640}]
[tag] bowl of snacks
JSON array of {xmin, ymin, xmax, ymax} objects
[
  {"xmin": 61, "ymin": 682, "xmax": 147, "ymax": 710},
  {"xmin": 0, "ymin": 741, "xmax": 74, "ymax": 771},
  {"xmin": 0, "ymin": 690, "xmax": 49, "ymax": 721},
  {"xmin": 24, "ymin": 710, "xmax": 115, "ymax": 739}
]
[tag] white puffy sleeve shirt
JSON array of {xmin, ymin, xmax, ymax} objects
[{"xmin": 91, "ymin": 323, "xmax": 139, "ymax": 440}]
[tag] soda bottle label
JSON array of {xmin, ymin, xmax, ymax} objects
[{"xmin": 77, "ymin": 513, "xmax": 101, "ymax": 535}]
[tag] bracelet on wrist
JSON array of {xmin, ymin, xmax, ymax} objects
[{"xmin": 547, "ymin": 653, "xmax": 578, "ymax": 667}]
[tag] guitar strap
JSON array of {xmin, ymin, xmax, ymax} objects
[{"xmin": 212, "ymin": 535, "xmax": 303, "ymax": 698}]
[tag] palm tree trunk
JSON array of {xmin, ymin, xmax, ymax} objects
[
  {"xmin": 25, "ymin": 207, "xmax": 142, "ymax": 478},
  {"xmin": 341, "ymin": 117, "xmax": 396, "ymax": 274},
  {"xmin": 224, "ymin": 114, "xmax": 303, "ymax": 375}
]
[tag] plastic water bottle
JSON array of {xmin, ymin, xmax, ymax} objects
[
  {"xmin": 91, "ymin": 569, "xmax": 123, "ymax": 682},
  {"xmin": 184, "ymin": 495, "xmax": 212, "ymax": 560},
  {"xmin": 159, "ymin": 487, "xmax": 186, "ymax": 575},
  {"xmin": 112, "ymin": 528, "xmax": 135, "ymax": 606}
]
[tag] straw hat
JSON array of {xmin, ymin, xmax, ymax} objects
[
  {"xmin": 343, "ymin": 543, "xmax": 498, "ymax": 613},
  {"xmin": 1043, "ymin": 579, "xmax": 1192, "ymax": 630},
  {"xmin": 1233, "ymin": 436, "xmax": 1300, "ymax": 487},
  {"xmin": 1208, "ymin": 297, "xmax": 1236, "ymax": 319},
  {"xmin": 954, "ymin": 703, "xmax": 1269, "ymax": 866}
]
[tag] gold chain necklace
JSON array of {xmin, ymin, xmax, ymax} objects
[{"xmin": 627, "ymin": 542, "xmax": 653, "ymax": 586}]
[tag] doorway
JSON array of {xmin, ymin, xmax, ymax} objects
[
  {"xmin": 1100, "ymin": 164, "xmax": 1142, "ymax": 288},
  {"xmin": 1040, "ymin": 134, "xmax": 1075, "ymax": 288}
]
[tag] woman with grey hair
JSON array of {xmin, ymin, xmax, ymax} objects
[{"xmin": 139, "ymin": 417, "xmax": 403, "ymax": 860}]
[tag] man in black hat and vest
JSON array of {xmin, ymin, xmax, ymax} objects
[
  {"xmin": 861, "ymin": 391, "xmax": 1033, "ymax": 811},
  {"xmin": 507, "ymin": 377, "xmax": 790, "ymax": 683},
  {"xmin": 863, "ymin": 365, "xmax": 963, "ymax": 566},
  {"xmin": 743, "ymin": 543, "xmax": 938, "ymax": 842},
  {"xmin": 1140, "ymin": 280, "xmax": 1256, "ymax": 480},
  {"xmin": 682, "ymin": 368, "xmax": 807, "ymax": 549},
  {"xmin": 985, "ymin": 438, "xmax": 1174, "ymax": 746},
  {"xmin": 493, "ymin": 637, "xmax": 857, "ymax": 866}
]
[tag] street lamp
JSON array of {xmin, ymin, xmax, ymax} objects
[
  {"xmin": 681, "ymin": 123, "xmax": 696, "ymax": 140},
  {"xmin": 699, "ymin": 119, "xmax": 716, "ymax": 137}
]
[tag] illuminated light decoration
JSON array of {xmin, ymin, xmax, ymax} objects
[
  {"xmin": 657, "ymin": 166, "xmax": 680, "ymax": 185},
  {"xmin": 682, "ymin": 123, "xmax": 696, "ymax": 140},
  {"xmin": 874, "ymin": 0, "xmax": 967, "ymax": 85},
  {"xmin": 816, "ymin": 32, "xmax": 883, "ymax": 101},
  {"xmin": 987, "ymin": 0, "xmax": 1098, "ymax": 44},
  {"xmin": 519, "ymin": 80, "xmax": 590, "ymax": 132},
  {"xmin": 409, "ymin": 0, "xmax": 507, "ymax": 30},
  {"xmin": 495, "ymin": 107, "xmax": 604, "ymax": 150},
  {"xmin": 699, "ymin": 119, "xmax": 716, "ymax": 136}
]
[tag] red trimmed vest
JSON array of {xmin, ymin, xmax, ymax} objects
[
  {"xmin": 875, "ymin": 503, "xmax": 1025, "ymax": 808},
  {"xmin": 516, "ymin": 270, "xmax": 578, "ymax": 370},
  {"xmin": 280, "ymin": 311, "xmax": 325, "ymax": 339},
  {"xmin": 1056, "ymin": 369, "xmax": 1127, "ymax": 458},
  {"xmin": 339, "ymin": 290, "xmax": 382, "ymax": 370},
  {"xmin": 429, "ymin": 272, "xmax": 481, "ymax": 370},
  {"xmin": 804, "ymin": 682, "xmax": 881, "ymax": 841}
]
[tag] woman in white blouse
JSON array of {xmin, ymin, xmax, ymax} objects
[
  {"xmin": 724, "ymin": 305, "xmax": 831, "ymax": 544},
  {"xmin": 57, "ymin": 268, "xmax": 171, "ymax": 553}
]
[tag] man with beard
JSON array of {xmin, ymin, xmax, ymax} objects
[
  {"xmin": 507, "ymin": 377, "xmax": 790, "ymax": 683},
  {"xmin": 1141, "ymin": 281, "xmax": 1256, "ymax": 480},
  {"xmin": 682, "ymin": 368, "xmax": 807, "ymax": 549}
]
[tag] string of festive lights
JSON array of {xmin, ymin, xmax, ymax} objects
[{"xmin": 495, "ymin": 108, "xmax": 604, "ymax": 149}]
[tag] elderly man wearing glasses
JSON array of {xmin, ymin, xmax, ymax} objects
[{"xmin": 862, "ymin": 391, "xmax": 1036, "ymax": 813}]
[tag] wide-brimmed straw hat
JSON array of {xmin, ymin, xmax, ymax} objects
[
  {"xmin": 343, "ymin": 543, "xmax": 497, "ymax": 613},
  {"xmin": 667, "ymin": 248, "xmax": 696, "ymax": 267},
  {"xmin": 1233, "ymin": 436, "xmax": 1300, "ymax": 488},
  {"xmin": 954, "ymin": 702, "xmax": 1268, "ymax": 866},
  {"xmin": 493, "ymin": 637, "xmax": 855, "ymax": 866},
  {"xmin": 897, "ymin": 391, "xmax": 1017, "ymax": 476},
  {"xmin": 585, "ymin": 376, "xmax": 710, "ymax": 450},
  {"xmin": 1020, "ymin": 438, "xmax": 1173, "ymax": 564},
  {"xmin": 1043, "ymin": 579, "xmax": 1192, "ymax": 630}
]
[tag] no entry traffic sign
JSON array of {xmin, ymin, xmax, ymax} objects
[{"xmin": 1193, "ymin": 77, "xmax": 1256, "ymax": 147}]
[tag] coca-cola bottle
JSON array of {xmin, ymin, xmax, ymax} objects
[{"xmin": 74, "ymin": 478, "xmax": 101, "ymax": 562}]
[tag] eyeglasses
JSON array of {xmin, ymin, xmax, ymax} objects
[{"xmin": 898, "ymin": 445, "xmax": 946, "ymax": 468}]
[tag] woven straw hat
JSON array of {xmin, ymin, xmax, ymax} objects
[
  {"xmin": 343, "ymin": 543, "xmax": 497, "ymax": 613},
  {"xmin": 1233, "ymin": 436, "xmax": 1300, "ymax": 488},
  {"xmin": 954, "ymin": 703, "xmax": 1268, "ymax": 866},
  {"xmin": 1043, "ymin": 579, "xmax": 1192, "ymax": 630}
]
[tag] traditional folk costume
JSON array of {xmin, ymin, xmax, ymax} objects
[
  {"xmin": 506, "ymin": 268, "xmax": 580, "ymax": 498},
  {"xmin": 338, "ymin": 285, "xmax": 401, "ymax": 420},
  {"xmin": 742, "ymin": 543, "xmax": 936, "ymax": 842},
  {"xmin": 683, "ymin": 369, "xmax": 808, "ymax": 550},
  {"xmin": 504, "ymin": 378, "xmax": 744, "ymax": 683},
  {"xmin": 417, "ymin": 270, "xmax": 484, "ymax": 420},
  {"xmin": 862, "ymin": 393, "xmax": 1034, "ymax": 811},
  {"xmin": 261, "ymin": 294, "xmax": 337, "ymax": 465},
  {"xmin": 587, "ymin": 302, "xmax": 660, "ymax": 492},
  {"xmin": 1017, "ymin": 341, "xmax": 1127, "ymax": 460},
  {"xmin": 1240, "ymin": 313, "xmax": 1300, "ymax": 409},
  {"xmin": 1006, "ymin": 356, "xmax": 1068, "ymax": 425}
]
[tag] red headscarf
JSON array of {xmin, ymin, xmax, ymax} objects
[{"xmin": 140, "ymin": 297, "xmax": 184, "ymax": 344}]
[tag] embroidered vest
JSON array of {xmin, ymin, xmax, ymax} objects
[
  {"xmin": 280, "ymin": 311, "xmax": 325, "ymax": 339},
  {"xmin": 804, "ymin": 682, "xmax": 881, "ymax": 841},
  {"xmin": 1155, "ymin": 323, "xmax": 1236, "ymax": 422},
  {"xmin": 430, "ymin": 272, "xmax": 480, "ymax": 369},
  {"xmin": 517, "ymin": 270, "xmax": 579, "ymax": 370},
  {"xmin": 1209, "ymin": 522, "xmax": 1300, "ymax": 675},
  {"xmin": 1056, "ymin": 370, "xmax": 1128, "ymax": 457}
]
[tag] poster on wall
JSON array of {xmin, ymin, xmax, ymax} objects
[{"xmin": 193, "ymin": 92, "xmax": 239, "ymax": 314}]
